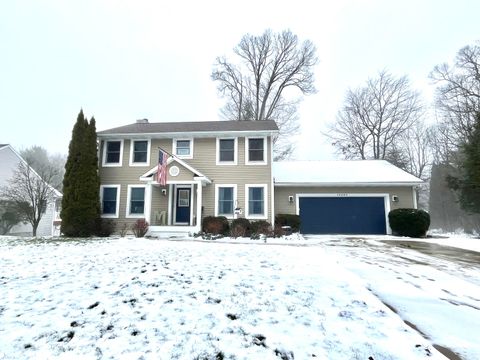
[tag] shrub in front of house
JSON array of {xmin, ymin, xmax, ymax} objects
[
  {"xmin": 202, "ymin": 216, "xmax": 229, "ymax": 235},
  {"xmin": 250, "ymin": 220, "xmax": 272, "ymax": 237},
  {"xmin": 388, "ymin": 208, "xmax": 430, "ymax": 238},
  {"xmin": 275, "ymin": 214, "xmax": 301, "ymax": 232},
  {"xmin": 132, "ymin": 219, "xmax": 149, "ymax": 238},
  {"xmin": 95, "ymin": 219, "xmax": 116, "ymax": 237},
  {"xmin": 230, "ymin": 218, "xmax": 252, "ymax": 238}
]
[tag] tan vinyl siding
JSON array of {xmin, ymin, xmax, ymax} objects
[
  {"xmin": 274, "ymin": 186, "xmax": 416, "ymax": 216},
  {"xmin": 99, "ymin": 136, "xmax": 274, "ymax": 225}
]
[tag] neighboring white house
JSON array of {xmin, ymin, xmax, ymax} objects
[{"xmin": 0, "ymin": 144, "xmax": 62, "ymax": 236}]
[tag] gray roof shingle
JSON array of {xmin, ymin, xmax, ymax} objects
[{"xmin": 97, "ymin": 120, "xmax": 279, "ymax": 136}]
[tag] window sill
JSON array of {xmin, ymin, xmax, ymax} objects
[
  {"xmin": 101, "ymin": 214, "xmax": 119, "ymax": 219},
  {"xmin": 102, "ymin": 163, "xmax": 122, "ymax": 167}
]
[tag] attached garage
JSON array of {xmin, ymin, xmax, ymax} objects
[
  {"xmin": 298, "ymin": 195, "xmax": 388, "ymax": 234},
  {"xmin": 273, "ymin": 160, "xmax": 423, "ymax": 235}
]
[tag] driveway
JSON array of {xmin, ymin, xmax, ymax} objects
[{"xmin": 315, "ymin": 236, "xmax": 480, "ymax": 360}]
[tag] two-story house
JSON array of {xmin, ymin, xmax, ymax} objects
[
  {"xmin": 97, "ymin": 119, "xmax": 278, "ymax": 236},
  {"xmin": 97, "ymin": 119, "xmax": 423, "ymax": 236}
]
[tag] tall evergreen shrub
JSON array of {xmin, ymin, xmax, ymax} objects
[{"xmin": 61, "ymin": 110, "xmax": 100, "ymax": 236}]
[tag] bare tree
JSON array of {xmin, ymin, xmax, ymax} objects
[
  {"xmin": 430, "ymin": 42, "xmax": 480, "ymax": 155},
  {"xmin": 212, "ymin": 29, "xmax": 318, "ymax": 160},
  {"xmin": 326, "ymin": 70, "xmax": 424, "ymax": 160},
  {"xmin": 21, "ymin": 145, "xmax": 66, "ymax": 191},
  {"xmin": 0, "ymin": 161, "xmax": 60, "ymax": 236}
]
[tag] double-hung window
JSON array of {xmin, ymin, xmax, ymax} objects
[
  {"xmin": 100, "ymin": 185, "xmax": 120, "ymax": 218},
  {"xmin": 127, "ymin": 186, "xmax": 146, "ymax": 217},
  {"xmin": 173, "ymin": 139, "xmax": 193, "ymax": 159},
  {"xmin": 246, "ymin": 137, "xmax": 266, "ymax": 164},
  {"xmin": 215, "ymin": 185, "xmax": 236, "ymax": 218},
  {"xmin": 130, "ymin": 140, "xmax": 150, "ymax": 166},
  {"xmin": 245, "ymin": 184, "xmax": 267, "ymax": 218},
  {"xmin": 103, "ymin": 140, "xmax": 123, "ymax": 166},
  {"xmin": 217, "ymin": 138, "xmax": 237, "ymax": 165}
]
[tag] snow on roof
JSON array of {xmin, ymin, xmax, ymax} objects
[{"xmin": 273, "ymin": 160, "xmax": 423, "ymax": 185}]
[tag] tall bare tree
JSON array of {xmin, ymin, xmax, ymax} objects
[
  {"xmin": 326, "ymin": 70, "xmax": 424, "ymax": 160},
  {"xmin": 0, "ymin": 161, "xmax": 60, "ymax": 236},
  {"xmin": 212, "ymin": 29, "xmax": 318, "ymax": 159},
  {"xmin": 430, "ymin": 42, "xmax": 480, "ymax": 158},
  {"xmin": 20, "ymin": 145, "xmax": 66, "ymax": 191}
]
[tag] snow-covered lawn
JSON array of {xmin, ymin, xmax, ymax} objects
[{"xmin": 0, "ymin": 237, "xmax": 445, "ymax": 360}]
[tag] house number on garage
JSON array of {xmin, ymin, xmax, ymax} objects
[{"xmin": 336, "ymin": 193, "xmax": 350, "ymax": 197}]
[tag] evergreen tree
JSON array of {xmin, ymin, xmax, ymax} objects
[
  {"xmin": 448, "ymin": 112, "xmax": 480, "ymax": 214},
  {"xmin": 61, "ymin": 110, "xmax": 100, "ymax": 236}
]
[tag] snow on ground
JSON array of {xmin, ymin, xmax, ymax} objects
[
  {"xmin": 0, "ymin": 237, "xmax": 445, "ymax": 360},
  {"xmin": 318, "ymin": 237, "xmax": 480, "ymax": 360}
]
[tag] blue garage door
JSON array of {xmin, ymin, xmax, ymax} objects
[{"xmin": 299, "ymin": 196, "xmax": 386, "ymax": 234}]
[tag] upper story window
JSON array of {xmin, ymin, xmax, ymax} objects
[
  {"xmin": 173, "ymin": 139, "xmax": 193, "ymax": 159},
  {"xmin": 129, "ymin": 139, "xmax": 151, "ymax": 166},
  {"xmin": 216, "ymin": 138, "xmax": 237, "ymax": 165},
  {"xmin": 245, "ymin": 137, "xmax": 267, "ymax": 165},
  {"xmin": 100, "ymin": 185, "xmax": 120, "ymax": 218},
  {"xmin": 102, "ymin": 140, "xmax": 123, "ymax": 167}
]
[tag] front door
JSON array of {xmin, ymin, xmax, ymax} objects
[{"xmin": 175, "ymin": 187, "xmax": 191, "ymax": 224}]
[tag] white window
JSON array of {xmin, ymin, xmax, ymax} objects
[
  {"xmin": 215, "ymin": 184, "xmax": 237, "ymax": 218},
  {"xmin": 172, "ymin": 138, "xmax": 193, "ymax": 159},
  {"xmin": 129, "ymin": 139, "xmax": 151, "ymax": 166},
  {"xmin": 100, "ymin": 185, "xmax": 120, "ymax": 218},
  {"xmin": 126, "ymin": 185, "xmax": 147, "ymax": 218},
  {"xmin": 216, "ymin": 137, "xmax": 237, "ymax": 165},
  {"xmin": 245, "ymin": 184, "xmax": 268, "ymax": 219},
  {"xmin": 102, "ymin": 140, "xmax": 124, "ymax": 167},
  {"xmin": 245, "ymin": 137, "xmax": 267, "ymax": 165}
]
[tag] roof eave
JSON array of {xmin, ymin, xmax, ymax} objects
[
  {"xmin": 273, "ymin": 181, "xmax": 423, "ymax": 187},
  {"xmin": 97, "ymin": 129, "xmax": 279, "ymax": 138}
]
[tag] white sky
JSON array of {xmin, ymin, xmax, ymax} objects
[{"xmin": 1, "ymin": 0, "xmax": 478, "ymax": 160}]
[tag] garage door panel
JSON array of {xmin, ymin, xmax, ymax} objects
[{"xmin": 299, "ymin": 196, "xmax": 386, "ymax": 234}]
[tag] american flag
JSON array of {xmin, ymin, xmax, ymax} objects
[{"xmin": 157, "ymin": 149, "xmax": 168, "ymax": 186}]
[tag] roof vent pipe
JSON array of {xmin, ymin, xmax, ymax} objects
[{"xmin": 136, "ymin": 119, "xmax": 149, "ymax": 124}]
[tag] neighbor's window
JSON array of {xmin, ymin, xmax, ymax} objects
[
  {"xmin": 105, "ymin": 140, "xmax": 122, "ymax": 164},
  {"xmin": 101, "ymin": 186, "xmax": 119, "ymax": 217},
  {"xmin": 175, "ymin": 139, "xmax": 192, "ymax": 157},
  {"xmin": 218, "ymin": 186, "xmax": 234, "ymax": 216},
  {"xmin": 248, "ymin": 186, "xmax": 265, "ymax": 216},
  {"xmin": 218, "ymin": 139, "xmax": 235, "ymax": 163},
  {"xmin": 129, "ymin": 187, "xmax": 145, "ymax": 215},
  {"xmin": 132, "ymin": 140, "xmax": 148, "ymax": 163},
  {"xmin": 247, "ymin": 138, "xmax": 265, "ymax": 162}
]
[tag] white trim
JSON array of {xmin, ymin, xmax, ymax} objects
[
  {"xmin": 139, "ymin": 156, "xmax": 210, "ymax": 183},
  {"xmin": 129, "ymin": 139, "xmax": 151, "ymax": 167},
  {"xmin": 172, "ymin": 138, "xmax": 194, "ymax": 159},
  {"xmin": 412, "ymin": 186, "xmax": 418, "ymax": 209},
  {"xmin": 245, "ymin": 136, "xmax": 267, "ymax": 165},
  {"xmin": 173, "ymin": 185, "xmax": 193, "ymax": 225},
  {"xmin": 245, "ymin": 184, "xmax": 268, "ymax": 220},
  {"xmin": 215, "ymin": 184, "xmax": 238, "ymax": 219},
  {"xmin": 168, "ymin": 184, "xmax": 173, "ymax": 225},
  {"xmin": 126, "ymin": 184, "xmax": 148, "ymax": 218},
  {"xmin": 98, "ymin": 129, "xmax": 278, "ymax": 140},
  {"xmin": 295, "ymin": 193, "xmax": 391, "ymax": 235},
  {"xmin": 270, "ymin": 137, "xmax": 275, "ymax": 226},
  {"xmin": 216, "ymin": 137, "xmax": 238, "ymax": 165},
  {"xmin": 274, "ymin": 182, "xmax": 423, "ymax": 187},
  {"xmin": 100, "ymin": 185, "xmax": 121, "ymax": 218},
  {"xmin": 102, "ymin": 139, "xmax": 124, "ymax": 167},
  {"xmin": 196, "ymin": 180, "xmax": 202, "ymax": 230}
]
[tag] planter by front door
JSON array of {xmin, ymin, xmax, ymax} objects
[{"xmin": 175, "ymin": 188, "xmax": 191, "ymax": 224}]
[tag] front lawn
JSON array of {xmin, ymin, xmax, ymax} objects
[{"xmin": 0, "ymin": 237, "xmax": 444, "ymax": 359}]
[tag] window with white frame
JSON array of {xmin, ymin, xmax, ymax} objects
[
  {"xmin": 130, "ymin": 140, "xmax": 150, "ymax": 165},
  {"xmin": 103, "ymin": 140, "xmax": 123, "ymax": 166},
  {"xmin": 245, "ymin": 184, "xmax": 267, "ymax": 218},
  {"xmin": 217, "ymin": 138, "xmax": 237, "ymax": 164},
  {"xmin": 245, "ymin": 137, "xmax": 266, "ymax": 164},
  {"xmin": 173, "ymin": 139, "xmax": 193, "ymax": 158},
  {"xmin": 100, "ymin": 185, "xmax": 120, "ymax": 218},
  {"xmin": 127, "ymin": 186, "xmax": 146, "ymax": 217},
  {"xmin": 215, "ymin": 185, "xmax": 236, "ymax": 217}
]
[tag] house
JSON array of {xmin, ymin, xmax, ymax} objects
[
  {"xmin": 97, "ymin": 120, "xmax": 422, "ymax": 236},
  {"xmin": 0, "ymin": 144, "xmax": 62, "ymax": 236}
]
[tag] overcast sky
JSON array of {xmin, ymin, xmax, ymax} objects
[{"xmin": 1, "ymin": 0, "xmax": 478, "ymax": 160}]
